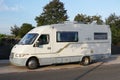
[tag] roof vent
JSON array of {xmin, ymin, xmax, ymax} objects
[{"xmin": 91, "ymin": 20, "xmax": 97, "ymax": 24}]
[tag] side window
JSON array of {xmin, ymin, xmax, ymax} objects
[
  {"xmin": 94, "ymin": 33, "xmax": 108, "ymax": 40},
  {"xmin": 38, "ymin": 34, "xmax": 49, "ymax": 45},
  {"xmin": 57, "ymin": 31, "xmax": 78, "ymax": 42}
]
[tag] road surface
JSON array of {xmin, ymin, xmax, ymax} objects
[
  {"xmin": 0, "ymin": 63, "xmax": 120, "ymax": 80},
  {"xmin": 0, "ymin": 55, "xmax": 120, "ymax": 80}
]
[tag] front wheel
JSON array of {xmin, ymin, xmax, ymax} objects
[
  {"xmin": 81, "ymin": 57, "xmax": 90, "ymax": 66},
  {"xmin": 26, "ymin": 58, "xmax": 39, "ymax": 69}
]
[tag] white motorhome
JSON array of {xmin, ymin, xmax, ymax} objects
[{"xmin": 10, "ymin": 22, "xmax": 111, "ymax": 69}]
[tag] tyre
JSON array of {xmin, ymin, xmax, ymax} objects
[
  {"xmin": 26, "ymin": 58, "xmax": 39, "ymax": 69},
  {"xmin": 81, "ymin": 57, "xmax": 90, "ymax": 66}
]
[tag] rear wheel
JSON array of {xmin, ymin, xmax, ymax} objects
[
  {"xmin": 81, "ymin": 57, "xmax": 90, "ymax": 66},
  {"xmin": 26, "ymin": 58, "xmax": 39, "ymax": 69}
]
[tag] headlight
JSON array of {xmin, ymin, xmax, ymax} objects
[{"xmin": 10, "ymin": 52, "xmax": 14, "ymax": 58}]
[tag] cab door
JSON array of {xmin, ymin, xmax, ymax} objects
[{"xmin": 35, "ymin": 34, "xmax": 51, "ymax": 54}]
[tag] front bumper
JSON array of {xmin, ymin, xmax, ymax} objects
[{"xmin": 10, "ymin": 58, "xmax": 28, "ymax": 67}]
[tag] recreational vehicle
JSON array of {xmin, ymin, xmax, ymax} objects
[{"xmin": 10, "ymin": 22, "xmax": 111, "ymax": 69}]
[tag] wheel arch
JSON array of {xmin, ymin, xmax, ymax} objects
[
  {"xmin": 81, "ymin": 56, "xmax": 91, "ymax": 65},
  {"xmin": 82, "ymin": 56, "xmax": 91, "ymax": 60},
  {"xmin": 26, "ymin": 56, "xmax": 40, "ymax": 66}
]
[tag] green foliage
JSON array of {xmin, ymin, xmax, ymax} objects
[
  {"xmin": 92, "ymin": 15, "xmax": 103, "ymax": 24},
  {"xmin": 35, "ymin": 0, "xmax": 68, "ymax": 26},
  {"xmin": 105, "ymin": 13, "xmax": 119, "ymax": 25},
  {"xmin": 74, "ymin": 14, "xmax": 87, "ymax": 23},
  {"xmin": 105, "ymin": 13, "xmax": 120, "ymax": 45},
  {"xmin": 74, "ymin": 14, "xmax": 103, "ymax": 24},
  {"xmin": 10, "ymin": 23, "xmax": 34, "ymax": 38},
  {"xmin": 0, "ymin": 34, "xmax": 6, "ymax": 46},
  {"xmin": 10, "ymin": 25, "xmax": 20, "ymax": 37},
  {"xmin": 18, "ymin": 23, "xmax": 34, "ymax": 38},
  {"xmin": 0, "ymin": 34, "xmax": 6, "ymax": 38}
]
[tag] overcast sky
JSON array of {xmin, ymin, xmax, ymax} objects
[{"xmin": 0, "ymin": 0, "xmax": 120, "ymax": 34}]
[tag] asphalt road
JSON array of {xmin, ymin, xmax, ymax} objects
[{"xmin": 0, "ymin": 63, "xmax": 120, "ymax": 80}]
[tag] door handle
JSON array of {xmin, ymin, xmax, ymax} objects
[{"xmin": 47, "ymin": 47, "xmax": 51, "ymax": 50}]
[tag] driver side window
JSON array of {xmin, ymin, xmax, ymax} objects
[{"xmin": 38, "ymin": 34, "xmax": 49, "ymax": 45}]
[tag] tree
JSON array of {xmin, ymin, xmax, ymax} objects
[
  {"xmin": 74, "ymin": 14, "xmax": 103, "ymax": 24},
  {"xmin": 85, "ymin": 16, "xmax": 92, "ymax": 24},
  {"xmin": 35, "ymin": 0, "xmax": 68, "ymax": 26},
  {"xmin": 92, "ymin": 15, "xmax": 103, "ymax": 24},
  {"xmin": 74, "ymin": 14, "xmax": 86, "ymax": 23},
  {"xmin": 10, "ymin": 25, "xmax": 20, "ymax": 37},
  {"xmin": 105, "ymin": 13, "xmax": 119, "ymax": 25},
  {"xmin": 0, "ymin": 34, "xmax": 6, "ymax": 38},
  {"xmin": 18, "ymin": 23, "xmax": 34, "ymax": 38},
  {"xmin": 105, "ymin": 13, "xmax": 120, "ymax": 45}
]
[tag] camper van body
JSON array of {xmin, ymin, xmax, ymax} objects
[{"xmin": 10, "ymin": 22, "xmax": 111, "ymax": 69}]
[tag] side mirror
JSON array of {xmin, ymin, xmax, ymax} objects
[{"xmin": 34, "ymin": 41, "xmax": 39, "ymax": 47}]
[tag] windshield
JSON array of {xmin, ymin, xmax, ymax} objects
[{"xmin": 18, "ymin": 33, "xmax": 38, "ymax": 45}]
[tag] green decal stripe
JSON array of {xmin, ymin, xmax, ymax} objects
[{"xmin": 57, "ymin": 44, "xmax": 70, "ymax": 53}]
